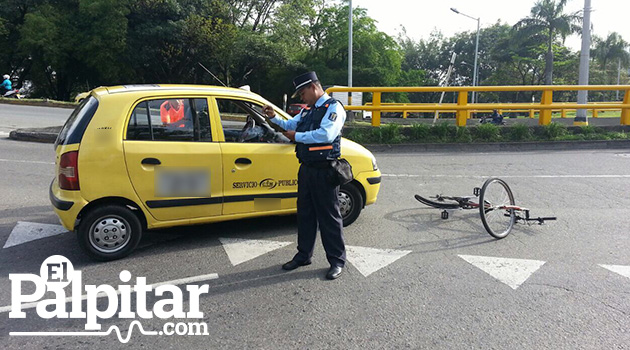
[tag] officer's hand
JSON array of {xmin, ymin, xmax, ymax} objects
[
  {"xmin": 262, "ymin": 105, "xmax": 276, "ymax": 118},
  {"xmin": 282, "ymin": 130, "xmax": 296, "ymax": 142}
]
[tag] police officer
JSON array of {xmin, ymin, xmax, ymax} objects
[{"xmin": 262, "ymin": 71, "xmax": 346, "ymax": 280}]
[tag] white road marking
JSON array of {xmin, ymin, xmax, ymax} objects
[
  {"xmin": 219, "ymin": 237, "xmax": 292, "ymax": 266},
  {"xmin": 0, "ymin": 131, "xmax": 9, "ymax": 138},
  {"xmin": 346, "ymin": 245, "xmax": 412, "ymax": 277},
  {"xmin": 0, "ymin": 158, "xmax": 55, "ymax": 165},
  {"xmin": 383, "ymin": 174, "xmax": 630, "ymax": 179},
  {"xmin": 3, "ymin": 221, "xmax": 68, "ymax": 249},
  {"xmin": 599, "ymin": 264, "xmax": 630, "ymax": 280},
  {"xmin": 0, "ymin": 273, "xmax": 219, "ymax": 314},
  {"xmin": 458, "ymin": 254, "xmax": 546, "ymax": 290}
]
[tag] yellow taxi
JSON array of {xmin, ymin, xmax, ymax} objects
[{"xmin": 50, "ymin": 85, "xmax": 381, "ymax": 261}]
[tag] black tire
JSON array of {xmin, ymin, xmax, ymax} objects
[
  {"xmin": 414, "ymin": 194, "xmax": 461, "ymax": 209},
  {"xmin": 339, "ymin": 183, "xmax": 363, "ymax": 227},
  {"xmin": 77, "ymin": 205, "xmax": 143, "ymax": 261},
  {"xmin": 479, "ymin": 178, "xmax": 515, "ymax": 239}
]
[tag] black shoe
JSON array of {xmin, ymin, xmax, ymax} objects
[
  {"xmin": 326, "ymin": 266, "xmax": 343, "ymax": 280},
  {"xmin": 282, "ymin": 259, "xmax": 311, "ymax": 271}
]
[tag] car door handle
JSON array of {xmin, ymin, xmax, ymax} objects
[
  {"xmin": 142, "ymin": 158, "xmax": 161, "ymax": 165},
  {"xmin": 235, "ymin": 158, "xmax": 252, "ymax": 165}
]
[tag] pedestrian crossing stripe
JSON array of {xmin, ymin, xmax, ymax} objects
[
  {"xmin": 3, "ymin": 221, "xmax": 67, "ymax": 249},
  {"xmin": 599, "ymin": 264, "xmax": 630, "ymax": 280},
  {"xmin": 458, "ymin": 254, "xmax": 546, "ymax": 290},
  {"xmin": 219, "ymin": 237, "xmax": 292, "ymax": 266},
  {"xmin": 346, "ymin": 245, "xmax": 412, "ymax": 277}
]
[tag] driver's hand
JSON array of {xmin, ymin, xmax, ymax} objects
[
  {"xmin": 262, "ymin": 105, "xmax": 276, "ymax": 118},
  {"xmin": 282, "ymin": 130, "xmax": 296, "ymax": 142}
]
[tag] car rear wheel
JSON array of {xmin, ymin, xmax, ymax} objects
[
  {"xmin": 339, "ymin": 183, "xmax": 363, "ymax": 227},
  {"xmin": 77, "ymin": 204, "xmax": 142, "ymax": 261}
]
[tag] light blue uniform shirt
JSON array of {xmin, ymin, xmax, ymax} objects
[{"xmin": 271, "ymin": 93, "xmax": 346, "ymax": 144}]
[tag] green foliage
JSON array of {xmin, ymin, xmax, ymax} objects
[
  {"xmin": 455, "ymin": 127, "xmax": 472, "ymax": 143},
  {"xmin": 0, "ymin": 0, "xmax": 627, "ymax": 105},
  {"xmin": 408, "ymin": 123, "xmax": 431, "ymax": 141},
  {"xmin": 371, "ymin": 124, "xmax": 404, "ymax": 144},
  {"xmin": 345, "ymin": 122, "xmax": 628, "ymax": 145},
  {"xmin": 541, "ymin": 122, "xmax": 568, "ymax": 139},
  {"xmin": 345, "ymin": 124, "xmax": 404, "ymax": 144},
  {"xmin": 474, "ymin": 123, "xmax": 502, "ymax": 142},
  {"xmin": 508, "ymin": 123, "xmax": 533, "ymax": 141},
  {"xmin": 430, "ymin": 122, "xmax": 456, "ymax": 142}
]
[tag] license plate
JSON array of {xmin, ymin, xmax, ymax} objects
[{"xmin": 156, "ymin": 168, "xmax": 210, "ymax": 197}]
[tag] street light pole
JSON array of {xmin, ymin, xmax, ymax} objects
[
  {"xmin": 348, "ymin": 0, "xmax": 353, "ymax": 89},
  {"xmin": 575, "ymin": 0, "xmax": 591, "ymax": 125},
  {"xmin": 451, "ymin": 8, "xmax": 480, "ymax": 104}
]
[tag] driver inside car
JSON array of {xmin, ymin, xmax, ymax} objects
[{"xmin": 160, "ymin": 99, "xmax": 185, "ymax": 125}]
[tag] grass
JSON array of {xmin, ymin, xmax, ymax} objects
[{"xmin": 344, "ymin": 122, "xmax": 630, "ymax": 144}]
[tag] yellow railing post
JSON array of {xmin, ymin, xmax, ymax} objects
[
  {"xmin": 529, "ymin": 109, "xmax": 535, "ymax": 118},
  {"xmin": 561, "ymin": 109, "xmax": 567, "ymax": 118},
  {"xmin": 622, "ymin": 89, "xmax": 630, "ymax": 125},
  {"xmin": 372, "ymin": 92, "xmax": 381, "ymax": 127},
  {"xmin": 456, "ymin": 91, "xmax": 469, "ymax": 126},
  {"xmin": 539, "ymin": 89, "xmax": 553, "ymax": 125},
  {"xmin": 592, "ymin": 109, "xmax": 598, "ymax": 118}
]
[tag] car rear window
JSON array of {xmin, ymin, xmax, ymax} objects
[{"xmin": 54, "ymin": 96, "xmax": 99, "ymax": 147}]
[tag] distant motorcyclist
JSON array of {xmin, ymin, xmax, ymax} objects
[
  {"xmin": 1, "ymin": 74, "xmax": 12, "ymax": 96},
  {"xmin": 491, "ymin": 110, "xmax": 504, "ymax": 125}
]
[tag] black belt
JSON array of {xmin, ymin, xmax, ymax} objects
[{"xmin": 301, "ymin": 161, "xmax": 333, "ymax": 169}]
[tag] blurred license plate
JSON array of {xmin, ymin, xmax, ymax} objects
[{"xmin": 156, "ymin": 169, "xmax": 209, "ymax": 197}]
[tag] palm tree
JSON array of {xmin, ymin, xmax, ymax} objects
[
  {"xmin": 513, "ymin": 0, "xmax": 581, "ymax": 85},
  {"xmin": 591, "ymin": 32, "xmax": 630, "ymax": 74}
]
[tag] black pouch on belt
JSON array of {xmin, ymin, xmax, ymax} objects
[{"xmin": 328, "ymin": 159, "xmax": 353, "ymax": 186}]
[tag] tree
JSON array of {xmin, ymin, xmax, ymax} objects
[
  {"xmin": 513, "ymin": 0, "xmax": 581, "ymax": 85},
  {"xmin": 591, "ymin": 32, "xmax": 630, "ymax": 79},
  {"xmin": 302, "ymin": 5, "xmax": 402, "ymax": 93}
]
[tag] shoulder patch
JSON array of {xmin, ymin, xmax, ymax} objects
[{"xmin": 328, "ymin": 112, "xmax": 337, "ymax": 121}]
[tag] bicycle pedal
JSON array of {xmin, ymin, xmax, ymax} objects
[{"xmin": 441, "ymin": 210, "xmax": 449, "ymax": 220}]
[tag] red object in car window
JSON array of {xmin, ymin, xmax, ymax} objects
[{"xmin": 287, "ymin": 103, "xmax": 307, "ymax": 116}]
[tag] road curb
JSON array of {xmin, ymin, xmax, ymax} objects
[
  {"xmin": 0, "ymin": 99, "xmax": 77, "ymax": 109},
  {"xmin": 8, "ymin": 127, "xmax": 61, "ymax": 143}
]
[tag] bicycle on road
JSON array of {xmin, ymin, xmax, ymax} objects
[{"xmin": 414, "ymin": 178, "xmax": 556, "ymax": 239}]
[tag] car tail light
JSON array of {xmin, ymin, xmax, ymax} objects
[{"xmin": 59, "ymin": 151, "xmax": 79, "ymax": 190}]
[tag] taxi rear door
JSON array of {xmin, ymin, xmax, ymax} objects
[{"xmin": 123, "ymin": 97, "xmax": 223, "ymax": 221}]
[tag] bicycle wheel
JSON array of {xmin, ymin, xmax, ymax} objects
[
  {"xmin": 478, "ymin": 178, "xmax": 515, "ymax": 239},
  {"xmin": 414, "ymin": 194, "xmax": 461, "ymax": 209}
]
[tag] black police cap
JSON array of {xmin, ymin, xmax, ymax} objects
[{"xmin": 292, "ymin": 71, "xmax": 318, "ymax": 98}]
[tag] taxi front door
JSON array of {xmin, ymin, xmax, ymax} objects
[
  {"xmin": 211, "ymin": 96, "xmax": 299, "ymax": 216},
  {"xmin": 220, "ymin": 143, "xmax": 299, "ymax": 215}
]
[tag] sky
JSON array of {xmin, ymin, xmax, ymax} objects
[{"xmin": 353, "ymin": 0, "xmax": 630, "ymax": 51}]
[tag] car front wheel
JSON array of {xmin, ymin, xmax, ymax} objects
[
  {"xmin": 339, "ymin": 183, "xmax": 363, "ymax": 227},
  {"xmin": 77, "ymin": 204, "xmax": 143, "ymax": 261}
]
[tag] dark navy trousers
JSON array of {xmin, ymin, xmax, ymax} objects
[{"xmin": 293, "ymin": 163, "xmax": 346, "ymax": 267}]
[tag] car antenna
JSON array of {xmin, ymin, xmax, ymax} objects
[{"xmin": 197, "ymin": 62, "xmax": 228, "ymax": 87}]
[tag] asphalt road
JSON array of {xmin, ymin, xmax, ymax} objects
[
  {"xmin": 0, "ymin": 135, "xmax": 629, "ymax": 349},
  {"xmin": 0, "ymin": 103, "xmax": 71, "ymax": 136}
]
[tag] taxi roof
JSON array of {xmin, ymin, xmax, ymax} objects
[{"xmin": 88, "ymin": 84, "xmax": 259, "ymax": 99}]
